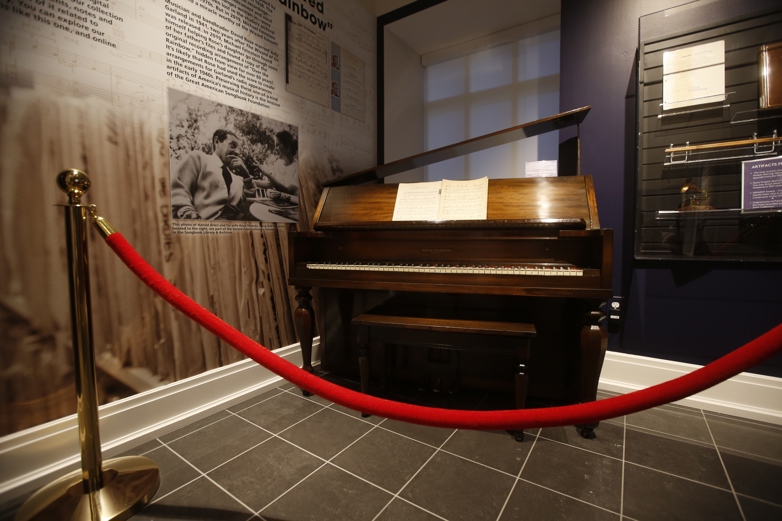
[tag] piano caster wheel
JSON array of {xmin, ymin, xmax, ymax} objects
[
  {"xmin": 301, "ymin": 389, "xmax": 313, "ymax": 397},
  {"xmin": 361, "ymin": 412, "xmax": 371, "ymax": 418},
  {"xmin": 577, "ymin": 425, "xmax": 597, "ymax": 440},
  {"xmin": 508, "ymin": 430, "xmax": 525, "ymax": 442}
]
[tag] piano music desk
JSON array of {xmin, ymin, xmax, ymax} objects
[{"xmin": 353, "ymin": 304, "xmax": 536, "ymax": 440}]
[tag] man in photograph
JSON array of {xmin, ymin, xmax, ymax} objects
[{"xmin": 171, "ymin": 129, "xmax": 253, "ymax": 220}]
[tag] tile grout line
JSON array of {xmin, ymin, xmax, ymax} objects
[
  {"xmin": 227, "ymin": 408, "xmax": 346, "ymax": 516},
  {"xmin": 152, "ymin": 388, "xmax": 286, "ymax": 448},
  {"xmin": 622, "ymin": 460, "xmax": 740, "ymax": 493},
  {"xmin": 148, "ymin": 438, "xmax": 258, "ymax": 519},
  {"xmin": 226, "ymin": 412, "xmax": 340, "ymax": 516},
  {"xmin": 494, "ymin": 428, "xmax": 541, "ymax": 521},
  {"xmin": 513, "ymin": 477, "xmax": 626, "ymax": 518},
  {"xmin": 620, "ymin": 423, "xmax": 718, "ymax": 448},
  {"xmin": 620, "ymin": 413, "xmax": 626, "ymax": 520},
  {"xmin": 252, "ymin": 460, "xmax": 331, "ymax": 516},
  {"xmin": 280, "ymin": 384, "xmax": 634, "ymax": 520},
  {"xmin": 536, "ymin": 430, "xmax": 626, "ymax": 463},
  {"xmin": 702, "ymin": 410, "xmax": 782, "ymax": 432},
  {"xmin": 151, "ymin": 392, "xmax": 336, "ymax": 519},
  {"xmin": 703, "ymin": 409, "xmax": 746, "ymax": 521},
  {"xmin": 250, "ymin": 415, "xmax": 450, "ymax": 521},
  {"xmin": 242, "ymin": 406, "xmax": 388, "ymax": 517},
  {"xmin": 370, "ymin": 429, "xmax": 459, "ymax": 521},
  {"xmin": 374, "ymin": 496, "xmax": 450, "ymax": 521},
  {"xmin": 228, "ymin": 386, "xmax": 459, "ymax": 519}
]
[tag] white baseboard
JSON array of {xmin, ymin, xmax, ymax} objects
[
  {"xmin": 600, "ymin": 351, "xmax": 782, "ymax": 425},
  {"xmin": 0, "ymin": 342, "xmax": 312, "ymax": 503},
  {"xmin": 1, "ymin": 344, "xmax": 780, "ymax": 504}
]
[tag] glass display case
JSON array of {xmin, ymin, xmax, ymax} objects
[{"xmin": 635, "ymin": 3, "xmax": 782, "ymax": 262}]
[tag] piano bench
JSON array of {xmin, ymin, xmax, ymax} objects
[{"xmin": 352, "ymin": 308, "xmax": 536, "ymax": 420}]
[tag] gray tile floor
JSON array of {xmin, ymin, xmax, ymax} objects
[{"xmin": 3, "ymin": 371, "xmax": 782, "ymax": 521}]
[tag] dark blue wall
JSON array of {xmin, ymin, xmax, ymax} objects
[{"xmin": 560, "ymin": 0, "xmax": 782, "ymax": 376}]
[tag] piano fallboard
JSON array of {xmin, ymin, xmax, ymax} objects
[{"xmin": 288, "ymin": 226, "xmax": 612, "ymax": 299}]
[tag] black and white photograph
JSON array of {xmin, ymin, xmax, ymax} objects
[{"xmin": 168, "ymin": 89, "xmax": 300, "ymax": 224}]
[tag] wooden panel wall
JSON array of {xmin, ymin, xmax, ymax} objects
[{"xmin": 0, "ymin": 92, "xmax": 305, "ymax": 435}]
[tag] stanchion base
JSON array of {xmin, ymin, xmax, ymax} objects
[{"xmin": 15, "ymin": 456, "xmax": 160, "ymax": 521}]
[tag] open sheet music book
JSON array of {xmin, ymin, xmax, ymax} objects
[{"xmin": 392, "ymin": 177, "xmax": 489, "ymax": 221}]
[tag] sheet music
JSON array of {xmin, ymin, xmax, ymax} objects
[
  {"xmin": 663, "ymin": 40, "xmax": 725, "ymax": 110},
  {"xmin": 392, "ymin": 181, "xmax": 442, "ymax": 221},
  {"xmin": 336, "ymin": 45, "xmax": 365, "ymax": 122},
  {"xmin": 438, "ymin": 177, "xmax": 488, "ymax": 220},
  {"xmin": 286, "ymin": 15, "xmax": 330, "ymax": 107},
  {"xmin": 392, "ymin": 177, "xmax": 488, "ymax": 221}
]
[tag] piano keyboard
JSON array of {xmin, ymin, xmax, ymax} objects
[{"xmin": 305, "ymin": 262, "xmax": 584, "ymax": 276}]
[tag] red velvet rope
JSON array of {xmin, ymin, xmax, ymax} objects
[{"xmin": 104, "ymin": 232, "xmax": 782, "ymax": 430}]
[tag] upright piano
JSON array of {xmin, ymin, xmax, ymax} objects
[{"xmin": 288, "ymin": 107, "xmax": 613, "ymax": 431}]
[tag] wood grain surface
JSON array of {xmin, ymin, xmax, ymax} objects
[{"xmin": 0, "ymin": 92, "xmax": 304, "ymax": 435}]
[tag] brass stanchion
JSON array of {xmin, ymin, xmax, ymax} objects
[{"xmin": 16, "ymin": 170, "xmax": 160, "ymax": 521}]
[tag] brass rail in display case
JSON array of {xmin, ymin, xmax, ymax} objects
[
  {"xmin": 15, "ymin": 170, "xmax": 159, "ymax": 521},
  {"xmin": 665, "ymin": 131, "xmax": 780, "ymax": 165}
]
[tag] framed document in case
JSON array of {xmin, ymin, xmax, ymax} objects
[{"xmin": 760, "ymin": 42, "xmax": 782, "ymax": 109}]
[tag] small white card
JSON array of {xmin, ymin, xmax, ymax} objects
[{"xmin": 525, "ymin": 160, "xmax": 558, "ymax": 178}]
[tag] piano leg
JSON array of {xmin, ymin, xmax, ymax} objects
[
  {"xmin": 508, "ymin": 360, "xmax": 528, "ymax": 442},
  {"xmin": 294, "ymin": 286, "xmax": 315, "ymax": 396},
  {"xmin": 356, "ymin": 325, "xmax": 371, "ymax": 418},
  {"xmin": 576, "ymin": 307, "xmax": 608, "ymax": 439}
]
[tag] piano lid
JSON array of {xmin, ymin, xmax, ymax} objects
[
  {"xmin": 313, "ymin": 176, "xmax": 602, "ymax": 231},
  {"xmin": 324, "ymin": 106, "xmax": 590, "ymax": 187}
]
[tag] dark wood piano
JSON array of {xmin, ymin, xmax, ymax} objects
[{"xmin": 288, "ymin": 107, "xmax": 613, "ymax": 436}]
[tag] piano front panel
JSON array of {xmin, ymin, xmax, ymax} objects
[
  {"xmin": 293, "ymin": 233, "xmax": 606, "ymax": 267},
  {"xmin": 289, "ymin": 231, "xmax": 612, "ymax": 298}
]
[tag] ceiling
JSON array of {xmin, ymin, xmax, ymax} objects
[{"xmin": 374, "ymin": 0, "xmax": 561, "ymax": 56}]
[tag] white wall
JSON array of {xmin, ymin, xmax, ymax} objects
[
  {"xmin": 383, "ymin": 29, "xmax": 427, "ymax": 183},
  {"xmin": 423, "ymin": 16, "xmax": 561, "ymax": 182}
]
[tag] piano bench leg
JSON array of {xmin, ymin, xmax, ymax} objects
[
  {"xmin": 507, "ymin": 430, "xmax": 525, "ymax": 442},
  {"xmin": 576, "ymin": 422, "xmax": 599, "ymax": 439}
]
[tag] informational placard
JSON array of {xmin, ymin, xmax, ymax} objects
[
  {"xmin": 331, "ymin": 42, "xmax": 365, "ymax": 122},
  {"xmin": 285, "ymin": 13, "xmax": 331, "ymax": 107},
  {"xmin": 742, "ymin": 156, "xmax": 782, "ymax": 210},
  {"xmin": 286, "ymin": 15, "xmax": 365, "ymax": 121},
  {"xmin": 663, "ymin": 40, "xmax": 725, "ymax": 110}
]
